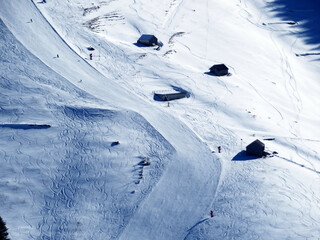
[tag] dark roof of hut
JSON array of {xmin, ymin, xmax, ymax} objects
[
  {"xmin": 246, "ymin": 139, "xmax": 265, "ymax": 149},
  {"xmin": 139, "ymin": 34, "xmax": 157, "ymax": 41},
  {"xmin": 210, "ymin": 64, "xmax": 228, "ymax": 71}
]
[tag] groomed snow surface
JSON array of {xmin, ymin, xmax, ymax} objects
[{"xmin": 0, "ymin": 0, "xmax": 319, "ymax": 239}]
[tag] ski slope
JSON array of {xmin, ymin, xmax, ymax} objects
[{"xmin": 0, "ymin": 0, "xmax": 320, "ymax": 239}]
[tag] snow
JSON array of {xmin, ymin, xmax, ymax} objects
[{"xmin": 0, "ymin": 0, "xmax": 320, "ymax": 239}]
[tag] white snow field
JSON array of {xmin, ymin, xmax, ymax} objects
[{"xmin": 0, "ymin": 0, "xmax": 320, "ymax": 239}]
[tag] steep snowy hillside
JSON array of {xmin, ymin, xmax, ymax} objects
[
  {"xmin": 0, "ymin": 0, "xmax": 319, "ymax": 239},
  {"xmin": 0, "ymin": 17, "xmax": 175, "ymax": 239},
  {"xmin": 0, "ymin": 1, "xmax": 221, "ymax": 240}
]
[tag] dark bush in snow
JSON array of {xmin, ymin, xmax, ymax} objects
[{"xmin": 0, "ymin": 216, "xmax": 10, "ymax": 240}]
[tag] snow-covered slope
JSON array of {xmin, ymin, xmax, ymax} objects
[
  {"xmin": 0, "ymin": 1, "xmax": 220, "ymax": 240},
  {"xmin": 0, "ymin": 17, "xmax": 175, "ymax": 239},
  {"xmin": 0, "ymin": 0, "xmax": 319, "ymax": 239}
]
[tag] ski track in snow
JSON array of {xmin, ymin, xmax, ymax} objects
[
  {"xmin": 240, "ymin": 0, "xmax": 320, "ymax": 173},
  {"xmin": 181, "ymin": 1, "xmax": 320, "ymax": 239}
]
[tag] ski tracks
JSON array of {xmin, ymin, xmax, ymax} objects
[
  {"xmin": 268, "ymin": 30, "xmax": 318, "ymax": 172},
  {"xmin": 239, "ymin": 0, "xmax": 303, "ymax": 135},
  {"xmin": 37, "ymin": 107, "xmax": 175, "ymax": 239},
  {"xmin": 161, "ymin": 0, "xmax": 185, "ymax": 30},
  {"xmin": 270, "ymin": 32, "xmax": 302, "ymax": 123}
]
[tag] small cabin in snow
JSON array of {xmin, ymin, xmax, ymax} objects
[
  {"xmin": 154, "ymin": 90, "xmax": 187, "ymax": 101},
  {"xmin": 137, "ymin": 34, "xmax": 158, "ymax": 46},
  {"xmin": 246, "ymin": 139, "xmax": 265, "ymax": 157},
  {"xmin": 209, "ymin": 64, "xmax": 229, "ymax": 76}
]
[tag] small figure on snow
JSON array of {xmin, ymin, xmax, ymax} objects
[
  {"xmin": 218, "ymin": 146, "xmax": 221, "ymax": 153},
  {"xmin": 57, "ymin": 54, "xmax": 59, "ymax": 58},
  {"xmin": 89, "ymin": 53, "xmax": 93, "ymax": 60},
  {"xmin": 210, "ymin": 210, "xmax": 214, "ymax": 218}
]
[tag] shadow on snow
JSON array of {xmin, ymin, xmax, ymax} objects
[
  {"xmin": 203, "ymin": 72, "xmax": 232, "ymax": 77},
  {"xmin": 277, "ymin": 155, "xmax": 320, "ymax": 175},
  {"xmin": 0, "ymin": 124, "xmax": 51, "ymax": 130},
  {"xmin": 265, "ymin": 0, "xmax": 320, "ymax": 56},
  {"xmin": 232, "ymin": 150, "xmax": 261, "ymax": 161},
  {"xmin": 232, "ymin": 151, "xmax": 320, "ymax": 174}
]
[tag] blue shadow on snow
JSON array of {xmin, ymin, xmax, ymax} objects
[
  {"xmin": 265, "ymin": 0, "xmax": 320, "ymax": 55},
  {"xmin": 232, "ymin": 150, "xmax": 261, "ymax": 161},
  {"xmin": 0, "ymin": 124, "xmax": 51, "ymax": 130},
  {"xmin": 204, "ymin": 72, "xmax": 232, "ymax": 77}
]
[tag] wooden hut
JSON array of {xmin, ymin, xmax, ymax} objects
[
  {"xmin": 246, "ymin": 139, "xmax": 265, "ymax": 157},
  {"xmin": 209, "ymin": 64, "xmax": 229, "ymax": 76},
  {"xmin": 137, "ymin": 34, "xmax": 158, "ymax": 46},
  {"xmin": 154, "ymin": 90, "xmax": 187, "ymax": 101}
]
